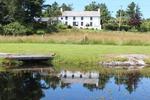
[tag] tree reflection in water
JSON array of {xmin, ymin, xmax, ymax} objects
[
  {"xmin": 81, "ymin": 71, "xmax": 141, "ymax": 93},
  {"xmin": 83, "ymin": 73, "xmax": 110, "ymax": 91},
  {"xmin": 0, "ymin": 72, "xmax": 44, "ymax": 100},
  {"xmin": 0, "ymin": 72, "xmax": 72, "ymax": 100},
  {"xmin": 114, "ymin": 71, "xmax": 141, "ymax": 94},
  {"xmin": 0, "ymin": 71, "xmax": 142, "ymax": 100}
]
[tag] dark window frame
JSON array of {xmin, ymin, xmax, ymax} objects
[
  {"xmin": 73, "ymin": 22, "xmax": 78, "ymax": 26},
  {"xmin": 81, "ymin": 22, "xmax": 83, "ymax": 26},
  {"xmin": 73, "ymin": 22, "xmax": 76, "ymax": 26},
  {"xmin": 65, "ymin": 16, "xmax": 68, "ymax": 20},
  {"xmin": 90, "ymin": 17, "xmax": 93, "ymax": 20},
  {"xmin": 65, "ymin": 22, "xmax": 68, "ymax": 25},
  {"xmin": 90, "ymin": 22, "xmax": 93, "ymax": 26},
  {"xmin": 73, "ymin": 17, "xmax": 76, "ymax": 20}
]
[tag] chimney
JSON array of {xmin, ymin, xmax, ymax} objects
[
  {"xmin": 98, "ymin": 8, "xmax": 100, "ymax": 13},
  {"xmin": 60, "ymin": 8, "xmax": 63, "ymax": 13}
]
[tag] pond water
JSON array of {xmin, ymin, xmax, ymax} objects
[{"xmin": 0, "ymin": 69, "xmax": 150, "ymax": 100}]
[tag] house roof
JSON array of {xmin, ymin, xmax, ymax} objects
[
  {"xmin": 34, "ymin": 17, "xmax": 49, "ymax": 22},
  {"xmin": 62, "ymin": 11, "xmax": 100, "ymax": 17},
  {"xmin": 34, "ymin": 17, "xmax": 58, "ymax": 22}
]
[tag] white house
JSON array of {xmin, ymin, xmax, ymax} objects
[
  {"xmin": 58, "ymin": 9, "xmax": 102, "ymax": 30},
  {"xmin": 34, "ymin": 9, "xmax": 101, "ymax": 30}
]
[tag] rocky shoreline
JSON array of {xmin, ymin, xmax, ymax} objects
[{"xmin": 99, "ymin": 54, "xmax": 150, "ymax": 69}]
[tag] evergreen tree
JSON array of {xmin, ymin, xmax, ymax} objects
[
  {"xmin": 99, "ymin": 3, "xmax": 111, "ymax": 25},
  {"xmin": 0, "ymin": 1, "xmax": 9, "ymax": 24},
  {"xmin": 61, "ymin": 3, "xmax": 73, "ymax": 11},
  {"xmin": 84, "ymin": 1, "xmax": 99, "ymax": 11},
  {"xmin": 84, "ymin": 2, "xmax": 111, "ymax": 27},
  {"xmin": 126, "ymin": 2, "xmax": 136, "ymax": 18},
  {"xmin": 129, "ymin": 5, "xmax": 142, "ymax": 28},
  {"xmin": 0, "ymin": 0, "xmax": 45, "ymax": 23},
  {"xmin": 43, "ymin": 2, "xmax": 61, "ymax": 17}
]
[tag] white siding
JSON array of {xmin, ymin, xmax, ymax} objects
[{"xmin": 59, "ymin": 16, "xmax": 101, "ymax": 30}]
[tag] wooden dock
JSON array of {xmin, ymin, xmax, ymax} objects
[{"xmin": 0, "ymin": 53, "xmax": 54, "ymax": 62}]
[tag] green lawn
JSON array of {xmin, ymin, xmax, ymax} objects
[
  {"xmin": 0, "ymin": 43, "xmax": 150, "ymax": 75},
  {"xmin": 0, "ymin": 43, "xmax": 150, "ymax": 54},
  {"xmin": 0, "ymin": 43, "xmax": 150, "ymax": 66}
]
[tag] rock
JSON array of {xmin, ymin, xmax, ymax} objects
[
  {"xmin": 99, "ymin": 54, "xmax": 149, "ymax": 69},
  {"xmin": 100, "ymin": 61, "xmax": 145, "ymax": 66}
]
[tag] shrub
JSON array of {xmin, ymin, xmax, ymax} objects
[
  {"xmin": 0, "ymin": 24, "xmax": 3, "ymax": 34},
  {"xmin": 33, "ymin": 22, "xmax": 47, "ymax": 30},
  {"xmin": 3, "ymin": 22, "xmax": 29, "ymax": 35},
  {"xmin": 47, "ymin": 24, "xmax": 59, "ymax": 33},
  {"xmin": 104, "ymin": 23, "xmax": 131, "ymax": 31},
  {"xmin": 68, "ymin": 25, "xmax": 72, "ymax": 29},
  {"xmin": 36, "ymin": 30, "xmax": 46, "ymax": 35},
  {"xmin": 139, "ymin": 21, "xmax": 150, "ymax": 32},
  {"xmin": 57, "ymin": 23, "xmax": 68, "ymax": 30},
  {"xmin": 129, "ymin": 27, "xmax": 139, "ymax": 32},
  {"xmin": 120, "ymin": 25, "xmax": 131, "ymax": 31},
  {"xmin": 104, "ymin": 24, "xmax": 118, "ymax": 31}
]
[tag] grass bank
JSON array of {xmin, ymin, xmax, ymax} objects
[
  {"xmin": 0, "ymin": 43, "xmax": 150, "ymax": 75},
  {"xmin": 0, "ymin": 30, "xmax": 150, "ymax": 45},
  {"xmin": 0, "ymin": 43, "xmax": 150, "ymax": 66}
]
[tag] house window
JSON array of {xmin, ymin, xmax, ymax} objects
[
  {"xmin": 73, "ymin": 17, "xmax": 76, "ymax": 20},
  {"xmin": 73, "ymin": 22, "xmax": 76, "ymax": 26},
  {"xmin": 81, "ymin": 22, "xmax": 83, "ymax": 26},
  {"xmin": 65, "ymin": 22, "xmax": 68, "ymax": 25},
  {"xmin": 73, "ymin": 22, "xmax": 78, "ymax": 26},
  {"xmin": 90, "ymin": 22, "xmax": 93, "ymax": 26},
  {"xmin": 61, "ymin": 17, "xmax": 63, "ymax": 20},
  {"xmin": 65, "ymin": 16, "xmax": 68, "ymax": 20},
  {"xmin": 90, "ymin": 17, "xmax": 93, "ymax": 20},
  {"xmin": 81, "ymin": 17, "xmax": 84, "ymax": 20}
]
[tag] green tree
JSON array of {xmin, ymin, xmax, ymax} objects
[
  {"xmin": 127, "ymin": 3, "xmax": 142, "ymax": 28},
  {"xmin": 84, "ymin": 1, "xmax": 99, "ymax": 11},
  {"xmin": 99, "ymin": 3, "xmax": 111, "ymax": 26},
  {"xmin": 22, "ymin": 0, "xmax": 45, "ymax": 22},
  {"xmin": 140, "ymin": 19, "xmax": 150, "ymax": 32},
  {"xmin": 0, "ymin": 1, "xmax": 7, "ymax": 24},
  {"xmin": 43, "ymin": 2, "xmax": 61, "ymax": 17},
  {"xmin": 126, "ymin": 2, "xmax": 136, "ymax": 18},
  {"xmin": 0, "ymin": 0, "xmax": 12, "ymax": 24},
  {"xmin": 116, "ymin": 9, "xmax": 129, "ymax": 27},
  {"xmin": 84, "ymin": 2, "xmax": 111, "ymax": 27},
  {"xmin": 1, "ymin": 0, "xmax": 44, "ymax": 23},
  {"xmin": 116, "ymin": 9, "xmax": 127, "ymax": 18},
  {"xmin": 61, "ymin": 3, "xmax": 73, "ymax": 11}
]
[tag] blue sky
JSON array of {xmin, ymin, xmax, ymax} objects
[{"xmin": 45, "ymin": 0, "xmax": 150, "ymax": 18}]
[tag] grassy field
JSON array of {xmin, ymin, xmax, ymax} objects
[
  {"xmin": 0, "ymin": 30, "xmax": 150, "ymax": 45},
  {"xmin": 0, "ymin": 43, "xmax": 150, "ymax": 75},
  {"xmin": 0, "ymin": 30, "xmax": 150, "ymax": 74},
  {"xmin": 0, "ymin": 43, "xmax": 150, "ymax": 65}
]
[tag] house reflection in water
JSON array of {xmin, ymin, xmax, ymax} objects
[{"xmin": 59, "ymin": 70, "xmax": 100, "ymax": 87}]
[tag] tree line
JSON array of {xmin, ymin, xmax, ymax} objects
[
  {"xmin": 0, "ymin": 0, "xmax": 150, "ymax": 36},
  {"xmin": 84, "ymin": 1, "xmax": 146, "ymax": 32}
]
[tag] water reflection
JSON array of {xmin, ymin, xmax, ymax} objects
[
  {"xmin": 0, "ymin": 70, "xmax": 150, "ymax": 100},
  {"xmin": 0, "ymin": 72, "xmax": 44, "ymax": 100},
  {"xmin": 114, "ymin": 72, "xmax": 140, "ymax": 94}
]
